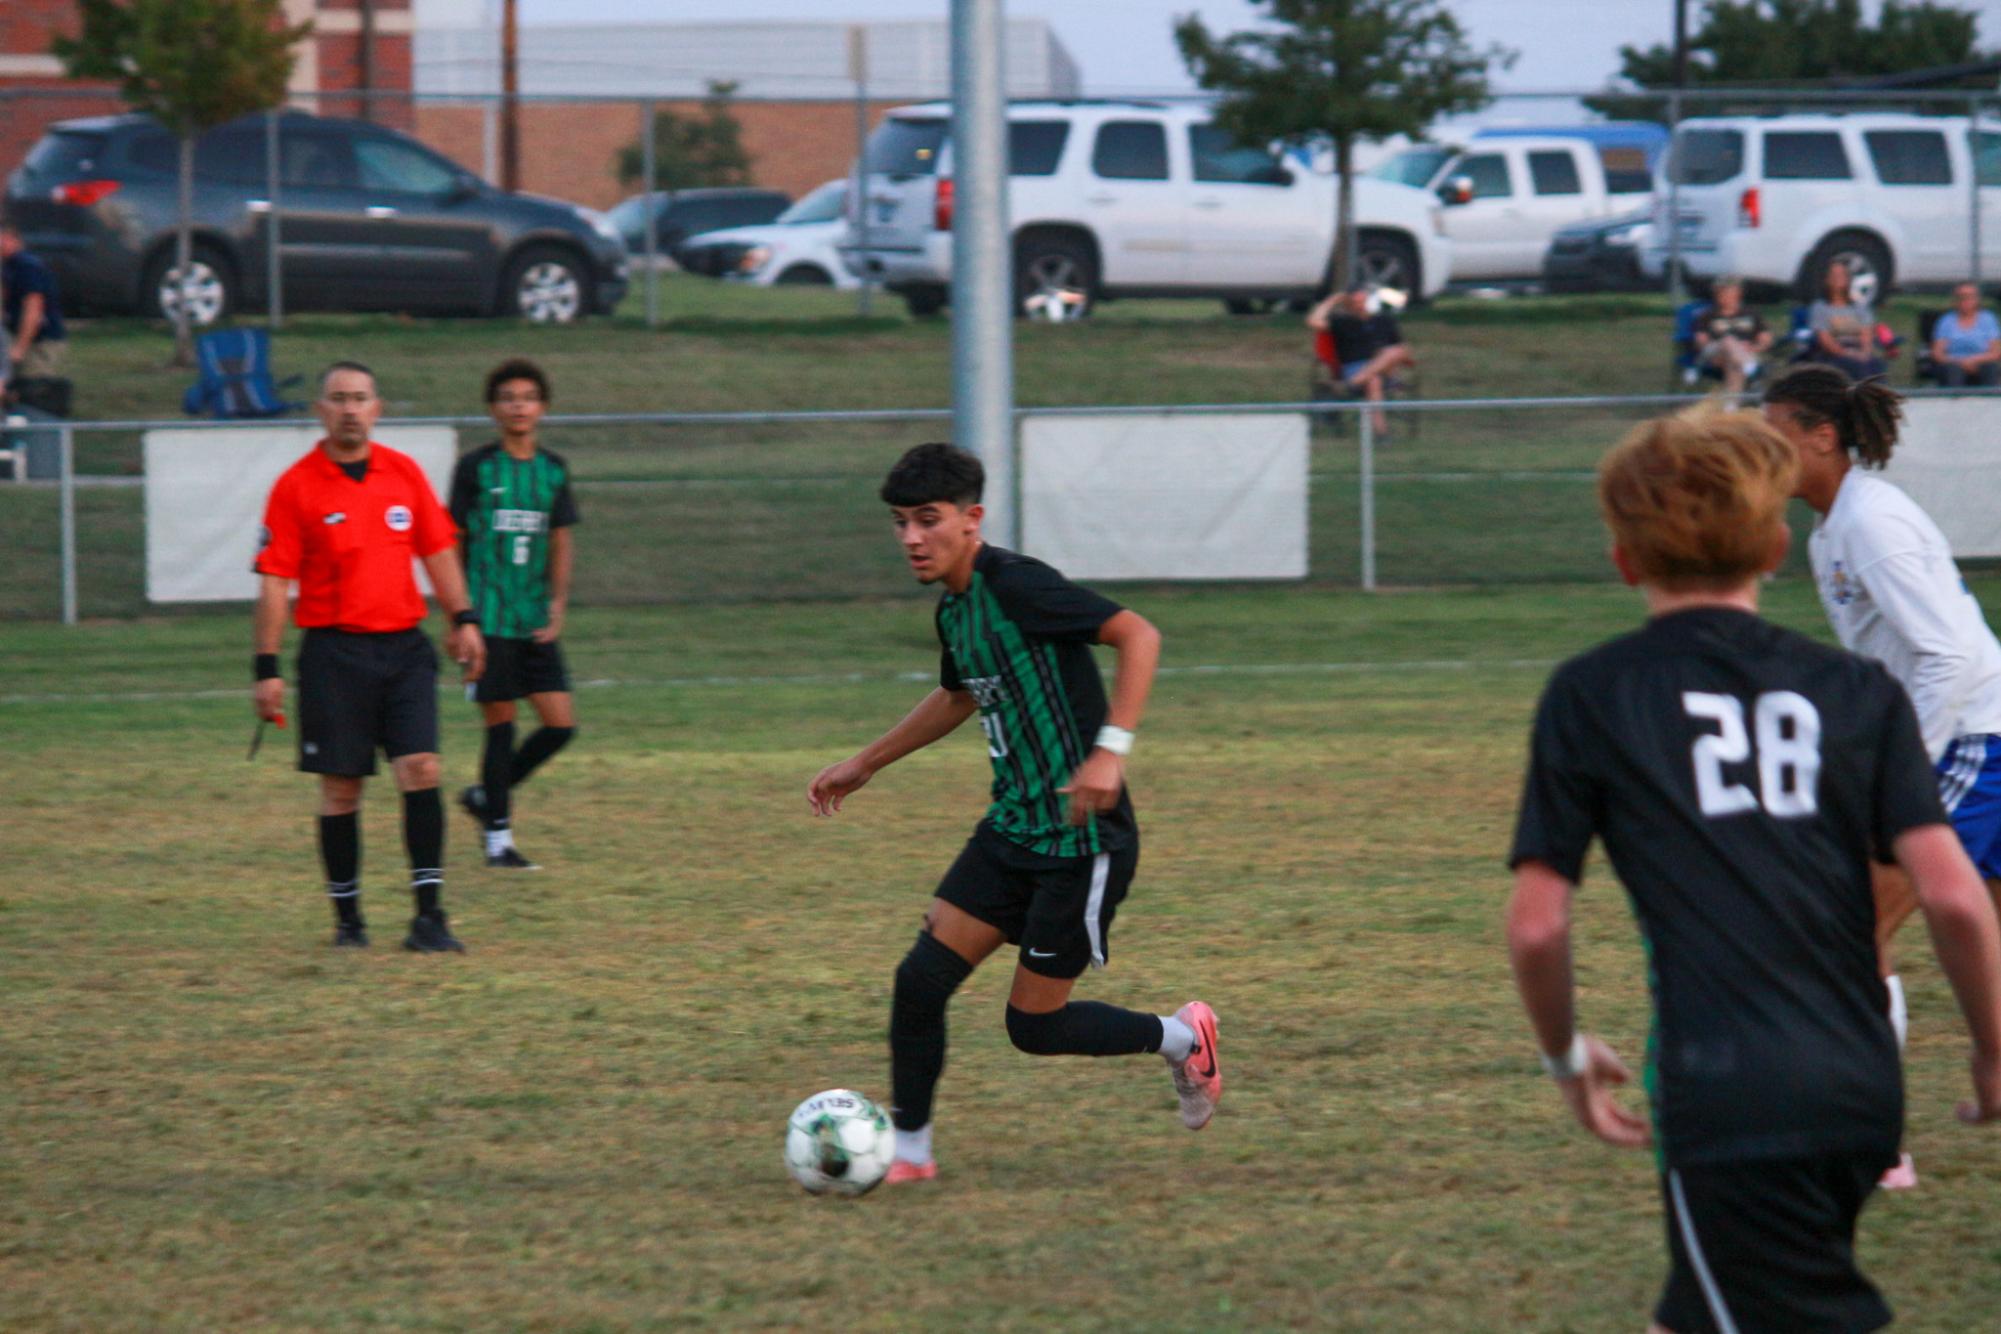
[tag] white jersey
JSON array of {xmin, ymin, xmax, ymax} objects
[{"xmin": 1809, "ymin": 469, "xmax": 2001, "ymax": 760}]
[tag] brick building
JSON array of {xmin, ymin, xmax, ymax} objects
[{"xmin": 1, "ymin": 1, "xmax": 417, "ymax": 179}]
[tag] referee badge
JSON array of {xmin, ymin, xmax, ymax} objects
[{"xmin": 385, "ymin": 504, "xmax": 413, "ymax": 532}]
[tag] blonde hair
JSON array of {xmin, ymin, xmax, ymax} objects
[{"xmin": 1598, "ymin": 408, "xmax": 1798, "ymax": 591}]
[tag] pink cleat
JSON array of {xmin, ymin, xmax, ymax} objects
[
  {"xmin": 1878, "ymin": 1154, "xmax": 1918, "ymax": 1191},
  {"xmin": 885, "ymin": 1158, "xmax": 938, "ymax": 1185},
  {"xmin": 1168, "ymin": 1001, "xmax": 1222, "ymax": 1130}
]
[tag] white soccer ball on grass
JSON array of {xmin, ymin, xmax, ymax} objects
[{"xmin": 784, "ymin": 1088, "xmax": 894, "ymax": 1197}]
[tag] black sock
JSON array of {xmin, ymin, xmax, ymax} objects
[
  {"xmin": 319, "ymin": 812, "xmax": 362, "ymax": 926},
  {"xmin": 481, "ymin": 721, "xmax": 516, "ymax": 828},
  {"xmin": 889, "ymin": 932, "xmax": 975, "ymax": 1131},
  {"xmin": 1005, "ymin": 1002, "xmax": 1164, "ymax": 1057},
  {"xmin": 509, "ymin": 725, "xmax": 575, "ymax": 788},
  {"xmin": 403, "ymin": 788, "xmax": 444, "ymax": 915}
]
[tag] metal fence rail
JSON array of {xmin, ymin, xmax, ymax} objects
[{"xmin": 24, "ymin": 390, "xmax": 1995, "ymax": 624}]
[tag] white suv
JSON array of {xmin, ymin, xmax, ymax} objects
[
  {"xmin": 842, "ymin": 100, "xmax": 1452, "ymax": 318},
  {"xmin": 1644, "ymin": 113, "xmax": 2001, "ymax": 303}
]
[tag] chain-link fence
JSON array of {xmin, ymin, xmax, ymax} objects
[{"xmin": 27, "ymin": 389, "xmax": 2000, "ymax": 624}]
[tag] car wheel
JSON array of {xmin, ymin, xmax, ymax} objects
[
  {"xmin": 144, "ymin": 244, "xmax": 235, "ymax": 326},
  {"xmin": 1224, "ymin": 298, "xmax": 1278, "ymax": 316},
  {"xmin": 1355, "ymin": 234, "xmax": 1420, "ymax": 298},
  {"xmin": 1014, "ymin": 234, "xmax": 1096, "ymax": 321},
  {"xmin": 503, "ymin": 247, "xmax": 590, "ymax": 324},
  {"xmin": 1803, "ymin": 233, "xmax": 1892, "ymax": 307},
  {"xmin": 903, "ymin": 287, "xmax": 947, "ymax": 318},
  {"xmin": 775, "ymin": 264, "xmax": 834, "ymax": 286}
]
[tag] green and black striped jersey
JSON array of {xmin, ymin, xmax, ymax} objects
[
  {"xmin": 448, "ymin": 442, "xmax": 579, "ymax": 639},
  {"xmin": 936, "ymin": 544, "xmax": 1135, "ymax": 860}
]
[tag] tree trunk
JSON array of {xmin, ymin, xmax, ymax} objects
[
  {"xmin": 1331, "ymin": 133, "xmax": 1355, "ymax": 293},
  {"xmin": 173, "ymin": 133, "xmax": 195, "ymax": 368}
]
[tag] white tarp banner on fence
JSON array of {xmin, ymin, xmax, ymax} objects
[
  {"xmin": 1019, "ymin": 412, "xmax": 1308, "ymax": 581},
  {"xmin": 1883, "ymin": 399, "xmax": 2001, "ymax": 559},
  {"xmin": 143, "ymin": 427, "xmax": 458, "ymax": 604}
]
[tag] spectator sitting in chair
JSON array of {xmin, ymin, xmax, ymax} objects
[
  {"xmin": 1, "ymin": 221, "xmax": 66, "ymax": 385},
  {"xmin": 1307, "ymin": 285, "xmax": 1415, "ymax": 437},
  {"xmin": 1931, "ymin": 281, "xmax": 2001, "ymax": 388},
  {"xmin": 1804, "ymin": 260, "xmax": 1885, "ymax": 380},
  {"xmin": 1690, "ymin": 277, "xmax": 1771, "ymax": 394}
]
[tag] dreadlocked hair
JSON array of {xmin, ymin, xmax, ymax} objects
[{"xmin": 1762, "ymin": 363, "xmax": 1904, "ymax": 469}]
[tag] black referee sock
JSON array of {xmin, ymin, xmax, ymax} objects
[
  {"xmin": 319, "ymin": 812, "xmax": 362, "ymax": 926},
  {"xmin": 481, "ymin": 721, "xmax": 516, "ymax": 828},
  {"xmin": 510, "ymin": 725, "xmax": 575, "ymax": 788},
  {"xmin": 403, "ymin": 788, "xmax": 444, "ymax": 915},
  {"xmin": 1005, "ymin": 1002, "xmax": 1164, "ymax": 1058}
]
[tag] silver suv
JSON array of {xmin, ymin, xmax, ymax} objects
[{"xmin": 843, "ymin": 99, "xmax": 1452, "ymax": 318}]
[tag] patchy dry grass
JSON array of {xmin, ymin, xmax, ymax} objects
[{"xmin": 5, "ymin": 580, "xmax": 2000, "ymax": 1330}]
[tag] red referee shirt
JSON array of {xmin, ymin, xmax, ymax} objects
[{"xmin": 254, "ymin": 442, "xmax": 457, "ymax": 632}]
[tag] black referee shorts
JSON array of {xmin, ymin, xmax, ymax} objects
[
  {"xmin": 296, "ymin": 628, "xmax": 439, "ymax": 776},
  {"xmin": 1655, "ymin": 1152, "xmax": 1895, "ymax": 1334},
  {"xmin": 934, "ymin": 831, "xmax": 1139, "ymax": 980},
  {"xmin": 470, "ymin": 635, "xmax": 571, "ymax": 704}
]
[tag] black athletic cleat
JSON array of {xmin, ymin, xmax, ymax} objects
[
  {"xmin": 485, "ymin": 846, "xmax": 541, "ymax": 871},
  {"xmin": 403, "ymin": 911, "xmax": 465, "ymax": 953},
  {"xmin": 458, "ymin": 785, "xmax": 489, "ymax": 824},
  {"xmin": 332, "ymin": 921, "xmax": 370, "ymax": 948}
]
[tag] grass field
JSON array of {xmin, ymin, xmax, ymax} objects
[{"xmin": 8, "ymin": 577, "xmax": 2001, "ymax": 1331}]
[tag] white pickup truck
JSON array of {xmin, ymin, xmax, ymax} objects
[
  {"xmin": 1369, "ymin": 133, "xmax": 1659, "ymax": 283},
  {"xmin": 842, "ymin": 99, "xmax": 1452, "ymax": 319}
]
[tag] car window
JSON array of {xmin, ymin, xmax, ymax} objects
[
  {"xmin": 1864, "ymin": 130, "xmax": 1952, "ymax": 186},
  {"xmin": 26, "ymin": 130, "xmax": 108, "ymax": 178},
  {"xmin": 1092, "ymin": 121, "xmax": 1169, "ymax": 181},
  {"xmin": 1528, "ymin": 151, "xmax": 1582, "ymax": 196},
  {"xmin": 713, "ymin": 196, "xmax": 789, "ymax": 229},
  {"xmin": 1459, "ymin": 153, "xmax": 1512, "ymax": 199},
  {"xmin": 866, "ymin": 118, "xmax": 946, "ymax": 177},
  {"xmin": 778, "ymin": 181, "xmax": 846, "ymax": 225},
  {"xmin": 1369, "ymin": 145, "xmax": 1454, "ymax": 188},
  {"xmin": 1601, "ymin": 146, "xmax": 1653, "ymax": 194},
  {"xmin": 281, "ymin": 133, "xmax": 358, "ymax": 189},
  {"xmin": 1669, "ymin": 129, "xmax": 1744, "ymax": 185},
  {"xmin": 128, "ymin": 127, "xmax": 273, "ymax": 183},
  {"xmin": 1762, "ymin": 131, "xmax": 1851, "ymax": 181},
  {"xmin": 1189, "ymin": 124, "xmax": 1289, "ymax": 185},
  {"xmin": 1973, "ymin": 131, "xmax": 2001, "ymax": 187},
  {"xmin": 665, "ymin": 200, "xmax": 730, "ymax": 235},
  {"xmin": 1010, "ymin": 121, "xmax": 1070, "ymax": 177},
  {"xmin": 355, "ymin": 137, "xmax": 461, "ymax": 194}
]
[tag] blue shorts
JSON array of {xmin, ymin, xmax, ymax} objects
[
  {"xmin": 1937, "ymin": 735, "xmax": 2001, "ymax": 878},
  {"xmin": 1341, "ymin": 358, "xmax": 1373, "ymax": 380}
]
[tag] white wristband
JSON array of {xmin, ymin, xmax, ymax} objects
[
  {"xmin": 1094, "ymin": 725, "xmax": 1135, "ymax": 756},
  {"xmin": 1539, "ymin": 1032, "xmax": 1588, "ymax": 1082}
]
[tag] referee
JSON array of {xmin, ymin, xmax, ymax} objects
[{"xmin": 252, "ymin": 361, "xmax": 487, "ymax": 951}]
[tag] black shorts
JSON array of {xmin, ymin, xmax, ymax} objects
[
  {"xmin": 1655, "ymin": 1152, "xmax": 1895, "ymax": 1334},
  {"xmin": 295, "ymin": 628, "xmax": 438, "ymax": 776},
  {"xmin": 471, "ymin": 635, "xmax": 570, "ymax": 704},
  {"xmin": 934, "ymin": 831, "xmax": 1138, "ymax": 979}
]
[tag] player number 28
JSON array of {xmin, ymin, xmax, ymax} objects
[{"xmin": 1683, "ymin": 691, "xmax": 1822, "ymax": 819}]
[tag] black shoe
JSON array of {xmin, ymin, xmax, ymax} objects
[
  {"xmin": 458, "ymin": 785, "xmax": 489, "ymax": 824},
  {"xmin": 485, "ymin": 846, "xmax": 541, "ymax": 871},
  {"xmin": 332, "ymin": 921, "xmax": 370, "ymax": 948},
  {"xmin": 403, "ymin": 911, "xmax": 465, "ymax": 953}
]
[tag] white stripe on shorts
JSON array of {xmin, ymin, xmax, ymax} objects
[
  {"xmin": 1668, "ymin": 1169, "xmax": 1741, "ymax": 1334},
  {"xmin": 1083, "ymin": 852, "xmax": 1110, "ymax": 970},
  {"xmin": 1938, "ymin": 735, "xmax": 1988, "ymax": 816}
]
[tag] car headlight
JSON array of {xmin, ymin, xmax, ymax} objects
[
  {"xmin": 738, "ymin": 245, "xmax": 773, "ymax": 274},
  {"xmin": 1604, "ymin": 222, "xmax": 1646, "ymax": 246},
  {"xmin": 578, "ymin": 208, "xmax": 623, "ymax": 246}
]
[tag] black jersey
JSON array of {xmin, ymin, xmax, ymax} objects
[
  {"xmin": 936, "ymin": 544, "xmax": 1135, "ymax": 861},
  {"xmin": 1509, "ymin": 607, "xmax": 1946, "ymax": 1168}
]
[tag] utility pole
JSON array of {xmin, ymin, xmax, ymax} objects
[
  {"xmin": 501, "ymin": 0, "xmax": 521, "ymax": 192},
  {"xmin": 1672, "ymin": 0, "xmax": 1688, "ymax": 90},
  {"xmin": 358, "ymin": 0, "xmax": 377, "ymax": 122}
]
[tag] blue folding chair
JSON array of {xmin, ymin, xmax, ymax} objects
[
  {"xmin": 181, "ymin": 328, "xmax": 303, "ymax": 419},
  {"xmin": 1670, "ymin": 298, "xmax": 1710, "ymax": 388}
]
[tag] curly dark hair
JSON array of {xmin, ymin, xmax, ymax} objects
[
  {"xmin": 880, "ymin": 443, "xmax": 984, "ymax": 508},
  {"xmin": 1762, "ymin": 364, "xmax": 1903, "ymax": 469},
  {"xmin": 484, "ymin": 358, "xmax": 551, "ymax": 404}
]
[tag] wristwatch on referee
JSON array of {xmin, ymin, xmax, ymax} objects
[{"xmin": 452, "ymin": 609, "xmax": 481, "ymax": 629}]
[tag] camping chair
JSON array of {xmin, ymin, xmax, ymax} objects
[
  {"xmin": 181, "ymin": 328, "xmax": 303, "ymax": 420},
  {"xmin": 1308, "ymin": 328, "xmax": 1421, "ymax": 439},
  {"xmin": 1669, "ymin": 298, "xmax": 1709, "ymax": 389},
  {"xmin": 1914, "ymin": 308, "xmax": 1947, "ymax": 385}
]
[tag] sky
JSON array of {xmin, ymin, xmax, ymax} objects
[{"xmin": 503, "ymin": 0, "xmax": 2001, "ymax": 99}]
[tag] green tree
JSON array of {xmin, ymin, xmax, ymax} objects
[
  {"xmin": 1177, "ymin": 0, "xmax": 1513, "ymax": 292},
  {"xmin": 1590, "ymin": 0, "xmax": 1992, "ymax": 120},
  {"xmin": 54, "ymin": 0, "xmax": 308, "ymax": 364},
  {"xmin": 615, "ymin": 81, "xmax": 754, "ymax": 193}
]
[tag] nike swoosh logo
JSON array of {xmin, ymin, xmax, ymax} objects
[
  {"xmin": 1026, "ymin": 948, "xmax": 1057, "ymax": 958},
  {"xmin": 1193, "ymin": 1038, "xmax": 1216, "ymax": 1080}
]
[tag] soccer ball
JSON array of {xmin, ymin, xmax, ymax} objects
[{"xmin": 784, "ymin": 1088, "xmax": 894, "ymax": 1197}]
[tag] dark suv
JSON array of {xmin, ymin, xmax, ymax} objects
[
  {"xmin": 606, "ymin": 188, "xmax": 790, "ymax": 267},
  {"xmin": 5, "ymin": 111, "xmax": 629, "ymax": 324}
]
